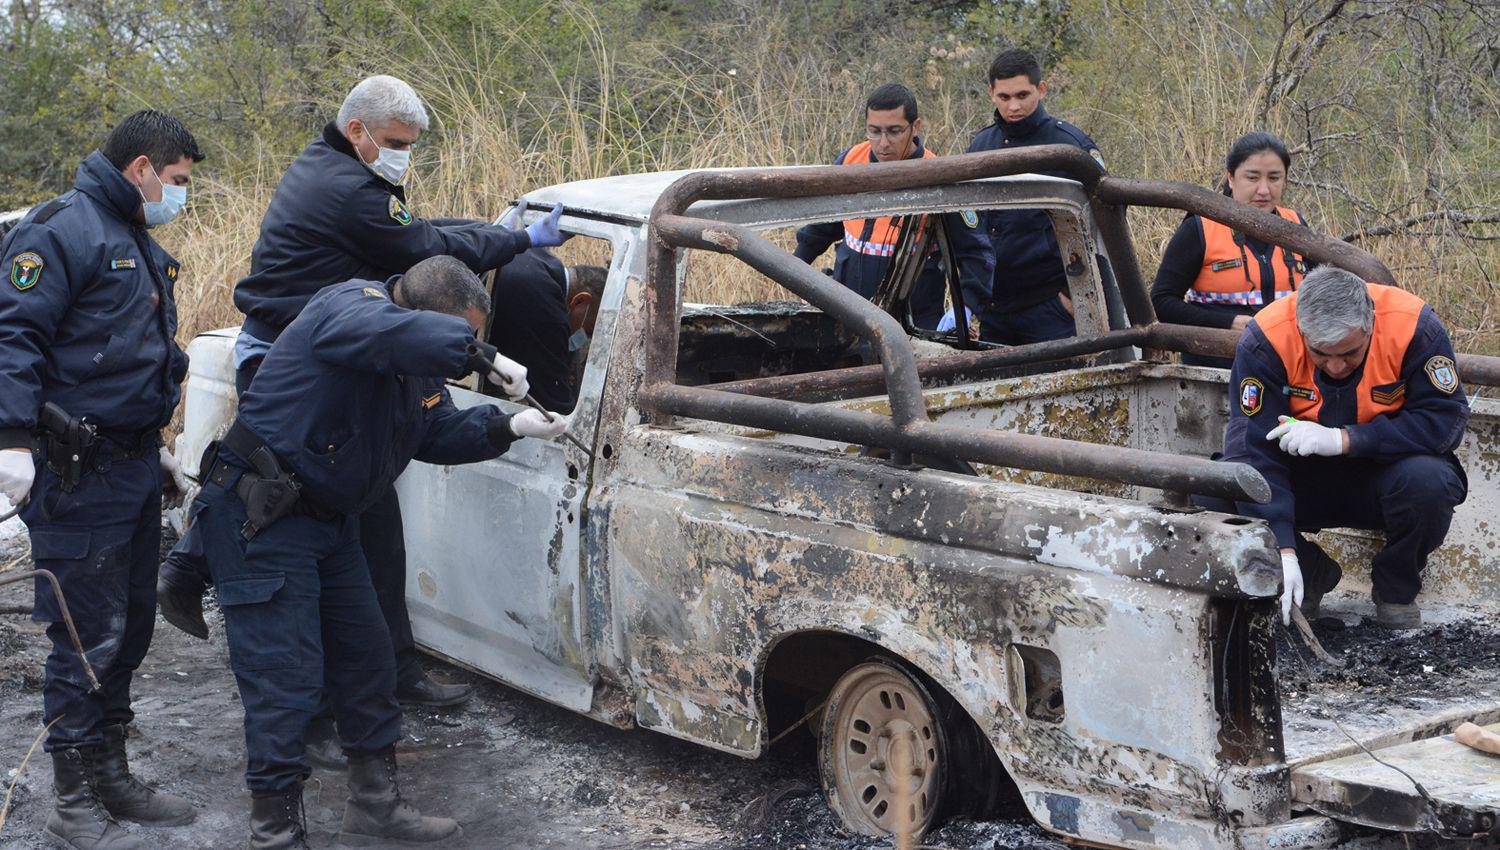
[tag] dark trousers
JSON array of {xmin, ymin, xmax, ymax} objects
[
  {"xmin": 1206, "ymin": 453, "xmax": 1466, "ymax": 604},
  {"xmin": 23, "ymin": 455, "xmax": 161, "ymax": 751},
  {"xmin": 162, "ymin": 356, "xmax": 420, "ymax": 681},
  {"xmin": 194, "ymin": 474, "xmax": 400, "ymax": 793},
  {"xmin": 979, "ymin": 295, "xmax": 1076, "ymax": 345}
]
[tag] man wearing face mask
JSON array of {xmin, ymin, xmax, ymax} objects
[
  {"xmin": 157, "ymin": 75, "xmax": 566, "ymax": 719},
  {"xmin": 0, "ymin": 109, "xmax": 202, "ymax": 850}
]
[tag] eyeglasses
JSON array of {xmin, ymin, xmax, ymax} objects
[{"xmin": 865, "ymin": 124, "xmax": 912, "ymax": 141}]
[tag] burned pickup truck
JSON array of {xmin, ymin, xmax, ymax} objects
[{"xmin": 176, "ymin": 147, "xmax": 1500, "ymax": 849}]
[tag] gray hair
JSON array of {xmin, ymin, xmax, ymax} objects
[
  {"xmin": 336, "ymin": 75, "xmax": 430, "ymax": 132},
  {"xmin": 400, "ymin": 256, "xmax": 489, "ymax": 317},
  {"xmin": 1295, "ymin": 267, "xmax": 1373, "ymax": 348}
]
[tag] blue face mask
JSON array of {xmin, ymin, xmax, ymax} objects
[
  {"xmin": 141, "ymin": 162, "xmax": 187, "ymax": 228},
  {"xmin": 567, "ymin": 328, "xmax": 590, "ymax": 352}
]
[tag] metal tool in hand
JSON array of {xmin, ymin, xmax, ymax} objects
[{"xmin": 479, "ymin": 359, "xmax": 594, "ymax": 458}]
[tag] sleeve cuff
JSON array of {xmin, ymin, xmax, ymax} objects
[
  {"xmin": 1270, "ymin": 520, "xmax": 1297, "ymax": 549},
  {"xmin": 0, "ymin": 428, "xmax": 34, "ymax": 450},
  {"xmin": 1343, "ymin": 424, "xmax": 1374, "ymax": 457},
  {"xmin": 485, "ymin": 412, "xmax": 517, "ymax": 450}
]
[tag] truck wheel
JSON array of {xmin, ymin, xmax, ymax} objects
[{"xmin": 817, "ymin": 658, "xmax": 947, "ymax": 837}]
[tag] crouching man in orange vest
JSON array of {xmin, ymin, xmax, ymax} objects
[{"xmin": 1219, "ymin": 267, "xmax": 1469, "ymax": 629}]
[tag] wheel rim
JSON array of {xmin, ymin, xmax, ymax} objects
[{"xmin": 821, "ymin": 662, "xmax": 943, "ymax": 836}]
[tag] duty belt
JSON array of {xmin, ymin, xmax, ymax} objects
[
  {"xmin": 32, "ymin": 402, "xmax": 161, "ymax": 493},
  {"xmin": 202, "ymin": 420, "xmax": 340, "ymax": 540}
]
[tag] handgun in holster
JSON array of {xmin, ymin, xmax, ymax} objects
[
  {"xmin": 214, "ymin": 421, "xmax": 303, "ymax": 542},
  {"xmin": 37, "ymin": 402, "xmax": 98, "ymax": 494}
]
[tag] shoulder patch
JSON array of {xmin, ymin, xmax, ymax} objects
[
  {"xmin": 388, "ymin": 195, "xmax": 412, "ymax": 226},
  {"xmin": 1239, "ymin": 377, "xmax": 1265, "ymax": 416},
  {"xmin": 961, "ymin": 210, "xmax": 979, "ymax": 229},
  {"xmin": 10, "ymin": 252, "xmax": 43, "ymax": 290},
  {"xmin": 362, "ymin": 286, "xmax": 387, "ymax": 299},
  {"xmin": 1425, "ymin": 355, "xmax": 1459, "ymax": 394},
  {"xmin": 422, "ymin": 392, "xmax": 442, "ymax": 409},
  {"xmin": 1089, "ymin": 148, "xmax": 1105, "ymax": 169}
]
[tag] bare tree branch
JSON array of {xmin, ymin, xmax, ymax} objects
[{"xmin": 1342, "ymin": 210, "xmax": 1500, "ymax": 243}]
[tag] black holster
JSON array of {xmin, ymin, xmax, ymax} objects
[
  {"xmin": 37, "ymin": 402, "xmax": 97, "ymax": 494},
  {"xmin": 209, "ymin": 421, "xmax": 304, "ymax": 541}
]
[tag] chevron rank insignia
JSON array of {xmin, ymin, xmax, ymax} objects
[
  {"xmin": 10, "ymin": 252, "xmax": 43, "ymax": 290},
  {"xmin": 1425, "ymin": 356, "xmax": 1458, "ymax": 394},
  {"xmin": 388, "ymin": 195, "xmax": 412, "ymax": 225},
  {"xmin": 1371, "ymin": 381, "xmax": 1406, "ymax": 405},
  {"xmin": 422, "ymin": 392, "xmax": 442, "ymax": 409}
]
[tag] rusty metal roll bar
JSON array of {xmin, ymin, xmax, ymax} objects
[{"xmin": 637, "ymin": 145, "xmax": 1497, "ymax": 504}]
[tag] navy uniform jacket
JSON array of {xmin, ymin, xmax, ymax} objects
[
  {"xmin": 1222, "ymin": 307, "xmax": 1469, "ymax": 547},
  {"xmin": 792, "ymin": 140, "xmax": 992, "ymax": 328},
  {"xmin": 485, "ymin": 249, "xmax": 577, "ymax": 413},
  {"xmin": 235, "ymin": 280, "xmax": 516, "ymax": 517},
  {"xmin": 0, "ymin": 151, "xmax": 188, "ymax": 445},
  {"xmin": 966, "ymin": 104, "xmax": 1102, "ymax": 313},
  {"xmin": 233, "ymin": 122, "xmax": 532, "ymax": 343}
]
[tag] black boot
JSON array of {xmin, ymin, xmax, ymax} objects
[
  {"xmin": 44, "ymin": 748, "xmax": 144, "ymax": 850},
  {"xmin": 337, "ymin": 748, "xmax": 461, "ymax": 846},
  {"xmin": 156, "ymin": 567, "xmax": 209, "ymax": 640},
  {"xmin": 394, "ymin": 666, "xmax": 474, "ymax": 709},
  {"xmin": 249, "ymin": 784, "xmax": 309, "ymax": 850},
  {"xmin": 94, "ymin": 725, "xmax": 196, "ymax": 826}
]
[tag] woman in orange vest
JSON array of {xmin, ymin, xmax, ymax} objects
[{"xmin": 1151, "ymin": 132, "xmax": 1314, "ymax": 366}]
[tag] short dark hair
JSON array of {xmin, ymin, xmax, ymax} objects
[
  {"xmin": 400, "ymin": 255, "xmax": 490, "ymax": 316},
  {"xmin": 1221, "ymin": 131, "xmax": 1292, "ymax": 196},
  {"xmin": 102, "ymin": 110, "xmax": 205, "ymax": 172},
  {"xmin": 865, "ymin": 83, "xmax": 919, "ymax": 123},
  {"xmin": 566, "ymin": 265, "xmax": 608, "ymax": 301},
  {"xmin": 988, "ymin": 49, "xmax": 1043, "ymax": 86}
]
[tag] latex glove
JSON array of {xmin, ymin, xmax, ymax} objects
[
  {"xmin": 0, "ymin": 448, "xmax": 34, "ymax": 509},
  {"xmin": 498, "ymin": 200, "xmax": 526, "ymax": 231},
  {"xmin": 507, "ymin": 408, "xmax": 569, "ymax": 440},
  {"xmin": 1280, "ymin": 550, "xmax": 1303, "ymax": 626},
  {"xmin": 935, "ymin": 309, "xmax": 957, "ymax": 333},
  {"xmin": 490, "ymin": 353, "xmax": 530, "ymax": 401},
  {"xmin": 1266, "ymin": 415, "xmax": 1344, "ymax": 457},
  {"xmin": 524, "ymin": 202, "xmax": 567, "ymax": 248},
  {"xmin": 160, "ymin": 446, "xmax": 191, "ymax": 506}
]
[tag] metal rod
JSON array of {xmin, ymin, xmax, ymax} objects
[
  {"xmin": 521, "ymin": 393, "xmax": 594, "ymax": 458},
  {"xmin": 0, "ymin": 569, "xmax": 101, "ymax": 691}
]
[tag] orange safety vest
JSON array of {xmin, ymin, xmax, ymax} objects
[
  {"xmin": 841, "ymin": 141, "xmax": 938, "ymax": 257},
  {"xmin": 1186, "ymin": 207, "xmax": 1307, "ymax": 306},
  {"xmin": 1256, "ymin": 283, "xmax": 1424, "ymax": 424}
]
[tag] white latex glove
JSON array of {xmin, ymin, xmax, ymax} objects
[
  {"xmin": 160, "ymin": 446, "xmax": 191, "ymax": 499},
  {"xmin": 507, "ymin": 408, "xmax": 569, "ymax": 440},
  {"xmin": 498, "ymin": 200, "xmax": 526, "ymax": 231},
  {"xmin": 1265, "ymin": 416, "xmax": 1345, "ymax": 457},
  {"xmin": 0, "ymin": 448, "xmax": 35, "ymax": 509},
  {"xmin": 1280, "ymin": 550, "xmax": 1304, "ymax": 626},
  {"xmin": 490, "ymin": 354, "xmax": 530, "ymax": 401},
  {"xmin": 936, "ymin": 309, "xmax": 957, "ymax": 333}
]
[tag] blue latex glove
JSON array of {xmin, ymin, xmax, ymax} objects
[
  {"xmin": 935, "ymin": 308, "xmax": 957, "ymax": 333},
  {"xmin": 525, "ymin": 202, "xmax": 567, "ymax": 248}
]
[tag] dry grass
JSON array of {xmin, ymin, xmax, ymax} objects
[{"xmin": 156, "ymin": 0, "xmax": 1498, "ymax": 360}]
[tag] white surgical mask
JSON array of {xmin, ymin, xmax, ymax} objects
[
  {"xmin": 141, "ymin": 162, "xmax": 187, "ymax": 228},
  {"xmin": 358, "ymin": 124, "xmax": 410, "ymax": 184}
]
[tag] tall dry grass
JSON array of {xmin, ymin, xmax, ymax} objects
[{"xmin": 157, "ymin": 0, "xmax": 1498, "ymax": 355}]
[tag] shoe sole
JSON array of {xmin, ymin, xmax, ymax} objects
[
  {"xmin": 45, "ymin": 824, "xmax": 146, "ymax": 850},
  {"xmin": 157, "ymin": 606, "xmax": 210, "ymax": 641},
  {"xmin": 394, "ymin": 692, "xmax": 474, "ymax": 709},
  {"xmin": 111, "ymin": 809, "xmax": 198, "ymax": 827},
  {"xmin": 337, "ymin": 825, "xmax": 463, "ymax": 846}
]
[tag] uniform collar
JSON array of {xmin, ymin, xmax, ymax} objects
[
  {"xmin": 73, "ymin": 150, "xmax": 144, "ymax": 225},
  {"xmin": 995, "ymin": 103, "xmax": 1052, "ymax": 140},
  {"xmin": 322, "ymin": 121, "xmax": 405, "ymax": 200}
]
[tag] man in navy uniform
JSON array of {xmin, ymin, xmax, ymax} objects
[
  {"xmin": 967, "ymin": 49, "xmax": 1105, "ymax": 344},
  {"xmin": 157, "ymin": 75, "xmax": 567, "ymax": 716},
  {"xmin": 1220, "ymin": 267, "xmax": 1469, "ymax": 629},
  {"xmin": 0, "ymin": 110, "xmax": 202, "ymax": 850},
  {"xmin": 794, "ymin": 83, "xmax": 991, "ymax": 334},
  {"xmin": 192, "ymin": 255, "xmax": 566, "ymax": 847}
]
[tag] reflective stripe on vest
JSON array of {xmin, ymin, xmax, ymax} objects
[
  {"xmin": 841, "ymin": 141, "xmax": 938, "ymax": 256},
  {"xmin": 1256, "ymin": 283, "xmax": 1424, "ymax": 424},
  {"xmin": 1186, "ymin": 207, "xmax": 1307, "ymax": 305}
]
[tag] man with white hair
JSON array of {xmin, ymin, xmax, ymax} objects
[
  {"xmin": 1220, "ymin": 267, "xmax": 1469, "ymax": 629},
  {"xmin": 159, "ymin": 75, "xmax": 563, "ymax": 722}
]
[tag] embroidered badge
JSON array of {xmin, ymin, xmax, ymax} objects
[
  {"xmin": 1371, "ymin": 381, "xmax": 1406, "ymax": 405},
  {"xmin": 362, "ymin": 286, "xmax": 387, "ymax": 299},
  {"xmin": 166, "ymin": 263, "xmax": 179, "ymax": 280},
  {"xmin": 110, "ymin": 258, "xmax": 137, "ymax": 270},
  {"xmin": 1089, "ymin": 148, "xmax": 1105, "ymax": 169},
  {"xmin": 422, "ymin": 392, "xmax": 442, "ymax": 409},
  {"xmin": 1211, "ymin": 258, "xmax": 1244, "ymax": 272},
  {"xmin": 961, "ymin": 210, "xmax": 979, "ymax": 229},
  {"xmin": 10, "ymin": 252, "xmax": 43, "ymax": 290},
  {"xmin": 1239, "ymin": 377, "xmax": 1264, "ymax": 416},
  {"xmin": 1283, "ymin": 384, "xmax": 1318, "ymax": 402},
  {"xmin": 1425, "ymin": 355, "xmax": 1459, "ymax": 394},
  {"xmin": 388, "ymin": 195, "xmax": 412, "ymax": 226}
]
